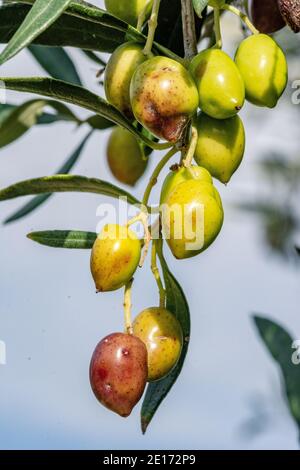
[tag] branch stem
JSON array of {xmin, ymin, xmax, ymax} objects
[
  {"xmin": 181, "ymin": 0, "xmax": 198, "ymax": 60},
  {"xmin": 124, "ymin": 279, "xmax": 134, "ymax": 335},
  {"xmin": 143, "ymin": 0, "xmax": 161, "ymax": 57},
  {"xmin": 142, "ymin": 147, "xmax": 178, "ymax": 207},
  {"xmin": 221, "ymin": 4, "xmax": 259, "ymax": 35},
  {"xmin": 151, "ymin": 240, "xmax": 166, "ymax": 308}
]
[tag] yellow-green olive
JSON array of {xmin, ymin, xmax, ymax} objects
[
  {"xmin": 189, "ymin": 49, "xmax": 245, "ymax": 119},
  {"xmin": 133, "ymin": 307, "xmax": 182, "ymax": 381},
  {"xmin": 104, "ymin": 0, "xmax": 153, "ymax": 27},
  {"xmin": 194, "ymin": 113, "xmax": 246, "ymax": 184},
  {"xmin": 235, "ymin": 34, "xmax": 288, "ymax": 108},
  {"xmin": 105, "ymin": 42, "xmax": 147, "ymax": 119},
  {"xmin": 90, "ymin": 224, "xmax": 141, "ymax": 292},
  {"xmin": 107, "ymin": 127, "xmax": 148, "ymax": 186}
]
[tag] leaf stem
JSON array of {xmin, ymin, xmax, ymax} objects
[
  {"xmin": 143, "ymin": 0, "xmax": 161, "ymax": 57},
  {"xmin": 213, "ymin": 7, "xmax": 222, "ymax": 49},
  {"xmin": 182, "ymin": 124, "xmax": 198, "ymax": 168},
  {"xmin": 181, "ymin": 0, "xmax": 198, "ymax": 60},
  {"xmin": 221, "ymin": 4, "xmax": 259, "ymax": 35},
  {"xmin": 151, "ymin": 240, "xmax": 166, "ymax": 308},
  {"xmin": 124, "ymin": 279, "xmax": 134, "ymax": 335},
  {"xmin": 142, "ymin": 147, "xmax": 178, "ymax": 207}
]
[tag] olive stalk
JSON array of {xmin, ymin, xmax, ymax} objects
[
  {"xmin": 222, "ymin": 4, "xmax": 259, "ymax": 34},
  {"xmin": 137, "ymin": 0, "xmax": 152, "ymax": 32},
  {"xmin": 213, "ymin": 7, "xmax": 222, "ymax": 49},
  {"xmin": 181, "ymin": 0, "xmax": 198, "ymax": 60},
  {"xmin": 182, "ymin": 125, "xmax": 198, "ymax": 168},
  {"xmin": 151, "ymin": 240, "xmax": 166, "ymax": 308},
  {"xmin": 127, "ymin": 211, "xmax": 151, "ymax": 268},
  {"xmin": 143, "ymin": 0, "xmax": 161, "ymax": 56},
  {"xmin": 124, "ymin": 279, "xmax": 134, "ymax": 335},
  {"xmin": 142, "ymin": 147, "xmax": 178, "ymax": 207}
]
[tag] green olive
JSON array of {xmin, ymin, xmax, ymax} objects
[
  {"xmin": 90, "ymin": 224, "xmax": 141, "ymax": 292},
  {"xmin": 235, "ymin": 34, "xmax": 288, "ymax": 108},
  {"xmin": 189, "ymin": 49, "xmax": 245, "ymax": 119},
  {"xmin": 130, "ymin": 56, "xmax": 199, "ymax": 142},
  {"xmin": 133, "ymin": 307, "xmax": 183, "ymax": 381},
  {"xmin": 160, "ymin": 165, "xmax": 213, "ymax": 205},
  {"xmin": 194, "ymin": 113, "xmax": 246, "ymax": 184},
  {"xmin": 105, "ymin": 42, "xmax": 147, "ymax": 119},
  {"xmin": 161, "ymin": 179, "xmax": 224, "ymax": 259},
  {"xmin": 107, "ymin": 127, "xmax": 148, "ymax": 186},
  {"xmin": 104, "ymin": 0, "xmax": 153, "ymax": 26}
]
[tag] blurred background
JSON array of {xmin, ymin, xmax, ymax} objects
[{"xmin": 0, "ymin": 1, "xmax": 300, "ymax": 450}]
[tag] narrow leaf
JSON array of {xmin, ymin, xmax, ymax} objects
[
  {"xmin": 141, "ymin": 245, "xmax": 191, "ymax": 433},
  {"xmin": 0, "ymin": 175, "xmax": 141, "ymax": 206},
  {"xmin": 253, "ymin": 315, "xmax": 300, "ymax": 433},
  {"xmin": 0, "ymin": 76, "xmax": 165, "ymax": 148},
  {"xmin": 28, "ymin": 45, "xmax": 82, "ymax": 85},
  {"xmin": 27, "ymin": 230, "xmax": 97, "ymax": 249},
  {"xmin": 0, "ymin": 0, "xmax": 72, "ymax": 65},
  {"xmin": 81, "ymin": 50, "xmax": 106, "ymax": 67},
  {"xmin": 4, "ymin": 131, "xmax": 93, "ymax": 224},
  {"xmin": 192, "ymin": 0, "xmax": 209, "ymax": 18},
  {"xmin": 0, "ymin": 99, "xmax": 80, "ymax": 149}
]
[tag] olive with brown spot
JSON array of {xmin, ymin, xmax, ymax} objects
[
  {"xmin": 133, "ymin": 307, "xmax": 183, "ymax": 381},
  {"xmin": 130, "ymin": 56, "xmax": 199, "ymax": 142},
  {"xmin": 90, "ymin": 224, "xmax": 141, "ymax": 292},
  {"xmin": 90, "ymin": 332, "xmax": 148, "ymax": 417}
]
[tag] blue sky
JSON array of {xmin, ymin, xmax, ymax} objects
[{"xmin": 0, "ymin": 3, "xmax": 300, "ymax": 449}]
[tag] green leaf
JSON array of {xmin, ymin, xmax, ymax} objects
[
  {"xmin": 4, "ymin": 131, "xmax": 93, "ymax": 224},
  {"xmin": 28, "ymin": 45, "xmax": 82, "ymax": 85},
  {"xmin": 0, "ymin": 99, "xmax": 80, "ymax": 149},
  {"xmin": 81, "ymin": 50, "xmax": 106, "ymax": 67},
  {"xmin": 0, "ymin": 0, "xmax": 72, "ymax": 65},
  {"xmin": 0, "ymin": 2, "xmax": 182, "ymax": 61},
  {"xmin": 141, "ymin": 245, "xmax": 191, "ymax": 434},
  {"xmin": 85, "ymin": 115, "xmax": 113, "ymax": 131},
  {"xmin": 27, "ymin": 230, "xmax": 97, "ymax": 249},
  {"xmin": 0, "ymin": 3, "xmax": 122, "ymax": 53},
  {"xmin": 253, "ymin": 315, "xmax": 300, "ymax": 433},
  {"xmin": 0, "ymin": 76, "xmax": 169, "ymax": 149},
  {"xmin": 0, "ymin": 175, "xmax": 141, "ymax": 206},
  {"xmin": 192, "ymin": 0, "xmax": 209, "ymax": 18}
]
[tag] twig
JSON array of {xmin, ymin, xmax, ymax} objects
[{"xmin": 181, "ymin": 0, "xmax": 198, "ymax": 60}]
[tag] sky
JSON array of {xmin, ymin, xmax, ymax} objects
[{"xmin": 0, "ymin": 2, "xmax": 300, "ymax": 450}]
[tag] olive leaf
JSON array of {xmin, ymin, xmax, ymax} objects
[
  {"xmin": 0, "ymin": 0, "xmax": 72, "ymax": 65},
  {"xmin": 0, "ymin": 76, "xmax": 167, "ymax": 149},
  {"xmin": 81, "ymin": 50, "xmax": 106, "ymax": 67},
  {"xmin": 4, "ymin": 131, "xmax": 93, "ymax": 224},
  {"xmin": 0, "ymin": 175, "xmax": 141, "ymax": 206},
  {"xmin": 141, "ymin": 245, "xmax": 191, "ymax": 434},
  {"xmin": 28, "ymin": 45, "xmax": 82, "ymax": 85},
  {"xmin": 0, "ymin": 99, "xmax": 81, "ymax": 149},
  {"xmin": 253, "ymin": 315, "xmax": 300, "ymax": 435},
  {"xmin": 27, "ymin": 230, "xmax": 97, "ymax": 249},
  {"xmin": 192, "ymin": 0, "xmax": 209, "ymax": 18}
]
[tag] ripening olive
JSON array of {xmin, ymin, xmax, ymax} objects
[
  {"xmin": 189, "ymin": 49, "xmax": 245, "ymax": 120},
  {"xmin": 161, "ymin": 179, "xmax": 224, "ymax": 259},
  {"xmin": 105, "ymin": 42, "xmax": 147, "ymax": 119},
  {"xmin": 90, "ymin": 332, "xmax": 148, "ymax": 417},
  {"xmin": 104, "ymin": 0, "xmax": 153, "ymax": 27},
  {"xmin": 235, "ymin": 34, "xmax": 288, "ymax": 108},
  {"xmin": 133, "ymin": 307, "xmax": 183, "ymax": 381},
  {"xmin": 90, "ymin": 224, "xmax": 141, "ymax": 292},
  {"xmin": 130, "ymin": 56, "xmax": 199, "ymax": 142},
  {"xmin": 194, "ymin": 113, "xmax": 246, "ymax": 184},
  {"xmin": 107, "ymin": 127, "xmax": 148, "ymax": 186},
  {"xmin": 250, "ymin": 0, "xmax": 285, "ymax": 34},
  {"xmin": 160, "ymin": 165, "xmax": 213, "ymax": 205}
]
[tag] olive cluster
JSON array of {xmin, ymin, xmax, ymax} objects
[{"xmin": 89, "ymin": 0, "xmax": 288, "ymax": 418}]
